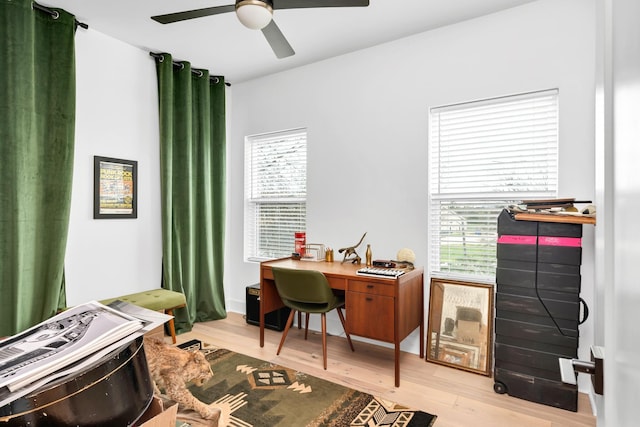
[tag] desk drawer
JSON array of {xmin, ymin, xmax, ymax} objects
[
  {"xmin": 346, "ymin": 291, "xmax": 394, "ymax": 342},
  {"xmin": 348, "ymin": 279, "xmax": 394, "ymax": 297},
  {"xmin": 327, "ymin": 276, "xmax": 346, "ymax": 290}
]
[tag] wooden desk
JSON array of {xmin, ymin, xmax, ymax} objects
[{"xmin": 259, "ymin": 257, "xmax": 424, "ymax": 387}]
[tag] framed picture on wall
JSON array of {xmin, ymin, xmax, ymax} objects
[{"xmin": 93, "ymin": 156, "xmax": 137, "ymax": 219}]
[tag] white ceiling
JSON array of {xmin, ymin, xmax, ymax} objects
[{"xmin": 39, "ymin": 0, "xmax": 539, "ymax": 84}]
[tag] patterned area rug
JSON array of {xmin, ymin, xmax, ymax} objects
[{"xmin": 179, "ymin": 340, "xmax": 437, "ymax": 427}]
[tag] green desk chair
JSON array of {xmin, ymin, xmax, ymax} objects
[{"xmin": 272, "ymin": 266, "xmax": 355, "ymax": 369}]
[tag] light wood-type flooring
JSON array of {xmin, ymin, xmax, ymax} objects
[{"xmin": 175, "ymin": 312, "xmax": 596, "ymax": 427}]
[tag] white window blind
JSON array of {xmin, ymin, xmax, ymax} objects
[
  {"xmin": 245, "ymin": 128, "xmax": 307, "ymax": 261},
  {"xmin": 428, "ymin": 89, "xmax": 558, "ymax": 281}
]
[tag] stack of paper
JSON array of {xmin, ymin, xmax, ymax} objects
[{"xmin": 0, "ymin": 300, "xmax": 171, "ymax": 408}]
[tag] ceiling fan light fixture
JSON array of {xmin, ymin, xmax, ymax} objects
[{"xmin": 236, "ymin": 0, "xmax": 273, "ymax": 30}]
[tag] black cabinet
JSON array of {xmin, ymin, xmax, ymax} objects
[
  {"xmin": 494, "ymin": 209, "xmax": 585, "ymax": 411},
  {"xmin": 245, "ymin": 284, "xmax": 291, "ymax": 331}
]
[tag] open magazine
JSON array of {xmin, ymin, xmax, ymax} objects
[{"xmin": 0, "ymin": 300, "xmax": 171, "ymax": 408}]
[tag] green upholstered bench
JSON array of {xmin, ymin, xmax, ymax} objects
[{"xmin": 100, "ymin": 289, "xmax": 186, "ymax": 344}]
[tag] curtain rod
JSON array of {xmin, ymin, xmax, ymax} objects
[
  {"xmin": 32, "ymin": 2, "xmax": 88, "ymax": 29},
  {"xmin": 149, "ymin": 52, "xmax": 230, "ymax": 87}
]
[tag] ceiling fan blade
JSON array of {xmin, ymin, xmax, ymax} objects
[
  {"xmin": 261, "ymin": 20, "xmax": 295, "ymax": 59},
  {"xmin": 273, "ymin": 0, "xmax": 369, "ymax": 10},
  {"xmin": 151, "ymin": 5, "xmax": 235, "ymax": 24}
]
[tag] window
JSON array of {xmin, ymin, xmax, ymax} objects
[
  {"xmin": 245, "ymin": 128, "xmax": 307, "ymax": 261},
  {"xmin": 428, "ymin": 89, "xmax": 558, "ymax": 282}
]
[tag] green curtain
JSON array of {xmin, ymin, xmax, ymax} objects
[
  {"xmin": 0, "ymin": 1, "xmax": 76, "ymax": 335},
  {"xmin": 155, "ymin": 53, "xmax": 227, "ymax": 334}
]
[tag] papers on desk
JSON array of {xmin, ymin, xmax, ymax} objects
[{"xmin": 300, "ymin": 243, "xmax": 325, "ymax": 261}]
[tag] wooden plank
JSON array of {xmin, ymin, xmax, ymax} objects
[{"xmin": 514, "ymin": 212, "xmax": 596, "ymax": 225}]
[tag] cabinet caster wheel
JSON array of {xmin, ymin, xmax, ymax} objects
[{"xmin": 494, "ymin": 381, "xmax": 507, "ymax": 394}]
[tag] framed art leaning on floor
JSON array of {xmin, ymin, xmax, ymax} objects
[{"xmin": 426, "ymin": 278, "xmax": 494, "ymax": 376}]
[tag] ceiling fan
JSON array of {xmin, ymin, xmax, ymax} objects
[{"xmin": 151, "ymin": 0, "xmax": 370, "ymax": 59}]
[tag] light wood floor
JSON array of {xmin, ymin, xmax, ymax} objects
[{"xmin": 176, "ymin": 312, "xmax": 595, "ymax": 427}]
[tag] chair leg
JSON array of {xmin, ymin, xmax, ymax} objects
[
  {"xmin": 277, "ymin": 309, "xmax": 297, "ymax": 355},
  {"xmin": 336, "ymin": 307, "xmax": 355, "ymax": 352},
  {"xmin": 304, "ymin": 312, "xmax": 310, "ymax": 340},
  {"xmin": 321, "ymin": 313, "xmax": 327, "ymax": 370}
]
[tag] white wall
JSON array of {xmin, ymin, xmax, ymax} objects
[
  {"xmin": 65, "ymin": 29, "xmax": 162, "ymax": 306},
  {"xmin": 227, "ymin": 0, "xmax": 596, "ymax": 379},
  {"xmin": 595, "ymin": 0, "xmax": 640, "ymax": 425}
]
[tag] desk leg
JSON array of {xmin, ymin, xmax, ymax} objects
[
  {"xmin": 395, "ymin": 342, "xmax": 400, "ymax": 387},
  {"xmin": 259, "ymin": 278, "xmax": 286, "ymax": 347},
  {"xmin": 419, "ymin": 297, "xmax": 424, "ymax": 359},
  {"xmin": 259, "ymin": 286, "xmax": 265, "ymax": 348},
  {"xmin": 420, "ymin": 321, "xmax": 426, "ymax": 359}
]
